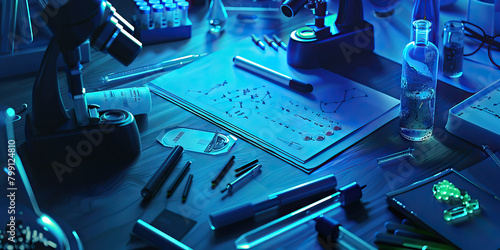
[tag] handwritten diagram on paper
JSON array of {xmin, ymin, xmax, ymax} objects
[
  {"xmin": 187, "ymin": 80, "xmax": 347, "ymax": 147},
  {"xmin": 148, "ymin": 39, "xmax": 400, "ymax": 166}
]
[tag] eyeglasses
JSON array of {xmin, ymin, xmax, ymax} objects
[{"xmin": 461, "ymin": 20, "xmax": 500, "ymax": 68}]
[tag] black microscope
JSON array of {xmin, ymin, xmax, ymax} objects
[
  {"xmin": 25, "ymin": 0, "xmax": 143, "ymax": 168},
  {"xmin": 281, "ymin": 0, "xmax": 375, "ymax": 69}
]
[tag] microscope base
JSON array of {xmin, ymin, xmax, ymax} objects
[
  {"xmin": 25, "ymin": 109, "xmax": 141, "ymax": 168},
  {"xmin": 287, "ymin": 21, "xmax": 375, "ymax": 69}
]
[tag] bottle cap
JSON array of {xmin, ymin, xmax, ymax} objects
[
  {"xmin": 139, "ymin": 6, "xmax": 151, "ymax": 14},
  {"xmin": 152, "ymin": 4, "xmax": 164, "ymax": 12},
  {"xmin": 178, "ymin": 2, "xmax": 189, "ymax": 10},
  {"xmin": 165, "ymin": 3, "xmax": 177, "ymax": 11}
]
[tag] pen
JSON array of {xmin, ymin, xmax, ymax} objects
[
  {"xmin": 212, "ymin": 155, "xmax": 235, "ymax": 187},
  {"xmin": 99, "ymin": 53, "xmax": 208, "ymax": 87},
  {"xmin": 263, "ymin": 34, "xmax": 278, "ymax": 51},
  {"xmin": 233, "ymin": 56, "xmax": 313, "ymax": 93},
  {"xmin": 167, "ymin": 161, "xmax": 191, "ymax": 197},
  {"xmin": 182, "ymin": 174, "xmax": 193, "ymax": 203},
  {"xmin": 234, "ymin": 159, "xmax": 258, "ymax": 172},
  {"xmin": 141, "ymin": 145, "xmax": 184, "ymax": 200},
  {"xmin": 272, "ymin": 34, "xmax": 287, "ymax": 51},
  {"xmin": 235, "ymin": 163, "xmax": 259, "ymax": 177},
  {"xmin": 221, "ymin": 164, "xmax": 262, "ymax": 193},
  {"xmin": 251, "ymin": 34, "xmax": 265, "ymax": 50}
]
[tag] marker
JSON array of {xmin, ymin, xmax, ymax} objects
[
  {"xmin": 212, "ymin": 155, "xmax": 235, "ymax": 188},
  {"xmin": 233, "ymin": 56, "xmax": 313, "ymax": 93},
  {"xmin": 251, "ymin": 34, "xmax": 265, "ymax": 50},
  {"xmin": 167, "ymin": 161, "xmax": 191, "ymax": 197},
  {"xmin": 272, "ymin": 34, "xmax": 287, "ymax": 51},
  {"xmin": 234, "ymin": 159, "xmax": 259, "ymax": 172},
  {"xmin": 141, "ymin": 145, "xmax": 183, "ymax": 200},
  {"xmin": 209, "ymin": 174, "xmax": 337, "ymax": 229},
  {"xmin": 263, "ymin": 34, "xmax": 278, "ymax": 51}
]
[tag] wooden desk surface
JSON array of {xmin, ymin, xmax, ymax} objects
[{"xmin": 0, "ymin": 1, "xmax": 489, "ymax": 249}]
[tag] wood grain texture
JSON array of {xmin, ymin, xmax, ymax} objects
[{"xmin": 0, "ymin": 1, "xmax": 487, "ymax": 249}]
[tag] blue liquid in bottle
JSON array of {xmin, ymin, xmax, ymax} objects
[{"xmin": 400, "ymin": 20, "xmax": 439, "ymax": 141}]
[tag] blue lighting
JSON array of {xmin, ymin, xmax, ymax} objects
[{"xmin": 6, "ymin": 108, "xmax": 15, "ymax": 117}]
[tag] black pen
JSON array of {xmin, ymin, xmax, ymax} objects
[
  {"xmin": 167, "ymin": 161, "xmax": 191, "ymax": 197},
  {"xmin": 141, "ymin": 145, "xmax": 184, "ymax": 200},
  {"xmin": 235, "ymin": 163, "xmax": 259, "ymax": 177},
  {"xmin": 183, "ymin": 174, "xmax": 193, "ymax": 203},
  {"xmin": 234, "ymin": 159, "xmax": 259, "ymax": 172},
  {"xmin": 212, "ymin": 155, "xmax": 235, "ymax": 188},
  {"xmin": 233, "ymin": 56, "xmax": 313, "ymax": 93},
  {"xmin": 251, "ymin": 34, "xmax": 265, "ymax": 50}
]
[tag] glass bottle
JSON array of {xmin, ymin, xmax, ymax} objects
[
  {"xmin": 207, "ymin": 0, "xmax": 228, "ymax": 35},
  {"xmin": 411, "ymin": 0, "xmax": 439, "ymax": 45},
  {"xmin": 400, "ymin": 20, "xmax": 439, "ymax": 141},
  {"xmin": 442, "ymin": 21, "xmax": 464, "ymax": 78}
]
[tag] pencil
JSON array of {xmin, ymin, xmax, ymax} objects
[
  {"xmin": 212, "ymin": 156, "xmax": 235, "ymax": 188},
  {"xmin": 234, "ymin": 159, "xmax": 258, "ymax": 172},
  {"xmin": 183, "ymin": 174, "xmax": 193, "ymax": 203},
  {"xmin": 167, "ymin": 161, "xmax": 191, "ymax": 197}
]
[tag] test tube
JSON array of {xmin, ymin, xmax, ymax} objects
[
  {"xmin": 152, "ymin": 4, "xmax": 164, "ymax": 29},
  {"xmin": 377, "ymin": 148, "xmax": 414, "ymax": 165},
  {"xmin": 148, "ymin": 0, "xmax": 160, "ymax": 6},
  {"xmin": 164, "ymin": 3, "xmax": 176, "ymax": 27},
  {"xmin": 135, "ymin": 1, "xmax": 148, "ymax": 17},
  {"xmin": 139, "ymin": 6, "xmax": 151, "ymax": 30},
  {"xmin": 177, "ymin": 2, "xmax": 189, "ymax": 26}
]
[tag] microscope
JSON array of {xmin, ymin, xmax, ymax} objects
[
  {"xmin": 25, "ymin": 0, "xmax": 143, "ymax": 167},
  {"xmin": 281, "ymin": 0, "xmax": 375, "ymax": 69}
]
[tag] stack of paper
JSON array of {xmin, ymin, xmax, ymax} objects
[{"xmin": 149, "ymin": 38, "xmax": 400, "ymax": 172}]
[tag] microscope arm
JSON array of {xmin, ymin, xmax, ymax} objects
[{"xmin": 31, "ymin": 38, "xmax": 70, "ymax": 132}]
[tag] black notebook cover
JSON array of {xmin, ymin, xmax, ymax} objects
[{"xmin": 386, "ymin": 168, "xmax": 500, "ymax": 249}]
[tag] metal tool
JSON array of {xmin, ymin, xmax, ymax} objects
[
  {"xmin": 100, "ymin": 54, "xmax": 207, "ymax": 87},
  {"xmin": 483, "ymin": 145, "xmax": 500, "ymax": 168},
  {"xmin": 221, "ymin": 164, "xmax": 262, "ymax": 193},
  {"xmin": 377, "ymin": 148, "xmax": 414, "ymax": 165}
]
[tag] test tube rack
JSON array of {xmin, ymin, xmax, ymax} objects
[{"xmin": 131, "ymin": 15, "xmax": 191, "ymax": 45}]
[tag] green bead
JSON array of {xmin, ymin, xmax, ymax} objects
[
  {"xmin": 453, "ymin": 188, "xmax": 460, "ymax": 198},
  {"xmin": 444, "ymin": 206, "xmax": 467, "ymax": 222},
  {"xmin": 465, "ymin": 199, "xmax": 479, "ymax": 213},
  {"xmin": 442, "ymin": 180, "xmax": 450, "ymax": 185},
  {"xmin": 462, "ymin": 192, "xmax": 471, "ymax": 203},
  {"xmin": 434, "ymin": 192, "xmax": 442, "ymax": 200}
]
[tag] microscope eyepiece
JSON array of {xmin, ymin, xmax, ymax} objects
[
  {"xmin": 90, "ymin": 1, "xmax": 142, "ymax": 66},
  {"xmin": 280, "ymin": 0, "xmax": 308, "ymax": 18}
]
